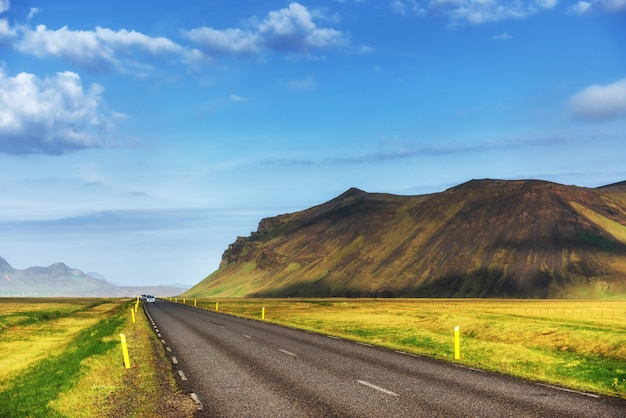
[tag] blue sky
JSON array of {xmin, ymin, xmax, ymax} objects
[{"xmin": 0, "ymin": 1, "xmax": 624, "ymax": 287}]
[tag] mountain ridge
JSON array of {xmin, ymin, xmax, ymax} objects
[
  {"xmin": 0, "ymin": 257, "xmax": 188, "ymax": 297},
  {"xmin": 186, "ymin": 178, "xmax": 626, "ymax": 299}
]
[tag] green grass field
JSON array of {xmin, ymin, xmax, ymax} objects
[
  {"xmin": 0, "ymin": 298, "xmax": 194, "ymax": 417},
  {"xmin": 182, "ymin": 297, "xmax": 626, "ymax": 398}
]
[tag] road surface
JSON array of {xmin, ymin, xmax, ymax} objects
[{"xmin": 144, "ymin": 301, "xmax": 626, "ymax": 417}]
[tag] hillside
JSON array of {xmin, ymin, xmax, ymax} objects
[{"xmin": 185, "ymin": 179, "xmax": 626, "ymax": 299}]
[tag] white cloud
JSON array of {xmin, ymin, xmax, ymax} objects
[
  {"xmin": 184, "ymin": 27, "xmax": 259, "ymax": 56},
  {"xmin": 0, "ymin": 69, "xmax": 115, "ymax": 154},
  {"xmin": 569, "ymin": 1, "xmax": 592, "ymax": 13},
  {"xmin": 17, "ymin": 25, "xmax": 201, "ymax": 74},
  {"xmin": 28, "ymin": 7, "xmax": 42, "ymax": 20},
  {"xmin": 0, "ymin": 1, "xmax": 15, "ymax": 39},
  {"xmin": 391, "ymin": 0, "xmax": 427, "ymax": 16},
  {"xmin": 184, "ymin": 2, "xmax": 348, "ymax": 58},
  {"xmin": 0, "ymin": 18, "xmax": 15, "ymax": 38},
  {"xmin": 570, "ymin": 0, "xmax": 626, "ymax": 13},
  {"xmin": 569, "ymin": 78, "xmax": 626, "ymax": 122},
  {"xmin": 395, "ymin": 0, "xmax": 560, "ymax": 24}
]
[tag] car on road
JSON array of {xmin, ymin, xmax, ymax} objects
[{"xmin": 146, "ymin": 295, "xmax": 155, "ymax": 303}]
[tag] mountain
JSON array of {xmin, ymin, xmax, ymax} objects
[
  {"xmin": 0, "ymin": 258, "xmax": 189, "ymax": 297},
  {"xmin": 0, "ymin": 257, "xmax": 115, "ymax": 297},
  {"xmin": 185, "ymin": 179, "xmax": 626, "ymax": 299}
]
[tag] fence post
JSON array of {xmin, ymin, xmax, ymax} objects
[
  {"xmin": 120, "ymin": 334, "xmax": 131, "ymax": 369},
  {"xmin": 454, "ymin": 326, "xmax": 460, "ymax": 360}
]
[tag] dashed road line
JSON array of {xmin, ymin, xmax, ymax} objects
[
  {"xmin": 357, "ymin": 380, "xmax": 399, "ymax": 396},
  {"xmin": 171, "ymin": 356, "xmax": 178, "ymax": 364},
  {"xmin": 243, "ymin": 334, "xmax": 252, "ymax": 339},
  {"xmin": 279, "ymin": 349, "xmax": 296, "ymax": 357},
  {"xmin": 166, "ymin": 346, "xmax": 172, "ymax": 352},
  {"xmin": 178, "ymin": 370, "xmax": 188, "ymax": 381},
  {"xmin": 326, "ymin": 335, "xmax": 340, "ymax": 340}
]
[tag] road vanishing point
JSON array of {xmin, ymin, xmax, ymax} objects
[{"xmin": 144, "ymin": 301, "xmax": 626, "ymax": 417}]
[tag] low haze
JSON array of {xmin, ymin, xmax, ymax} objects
[{"xmin": 0, "ymin": 1, "xmax": 624, "ymax": 286}]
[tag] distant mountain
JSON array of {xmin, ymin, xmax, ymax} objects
[
  {"xmin": 0, "ymin": 258, "xmax": 189, "ymax": 297},
  {"xmin": 0, "ymin": 257, "xmax": 114, "ymax": 297},
  {"xmin": 185, "ymin": 179, "xmax": 626, "ymax": 299}
]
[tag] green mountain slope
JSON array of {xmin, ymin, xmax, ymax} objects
[{"xmin": 186, "ymin": 179, "xmax": 626, "ymax": 298}]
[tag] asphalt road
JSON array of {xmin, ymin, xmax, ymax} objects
[{"xmin": 144, "ymin": 301, "xmax": 626, "ymax": 417}]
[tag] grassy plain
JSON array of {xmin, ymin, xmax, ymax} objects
[
  {"xmin": 0, "ymin": 298, "xmax": 193, "ymax": 417},
  {"xmin": 188, "ymin": 297, "xmax": 626, "ymax": 398}
]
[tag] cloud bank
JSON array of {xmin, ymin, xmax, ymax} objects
[
  {"xmin": 183, "ymin": 3, "xmax": 348, "ymax": 57},
  {"xmin": 17, "ymin": 25, "xmax": 201, "ymax": 74},
  {"xmin": 0, "ymin": 70, "xmax": 114, "ymax": 154},
  {"xmin": 392, "ymin": 0, "xmax": 559, "ymax": 24}
]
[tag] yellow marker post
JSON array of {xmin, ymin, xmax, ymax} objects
[
  {"xmin": 194, "ymin": 299, "xmax": 197, "ymax": 307},
  {"xmin": 130, "ymin": 307, "xmax": 135, "ymax": 323},
  {"xmin": 175, "ymin": 297, "xmax": 178, "ymax": 303},
  {"xmin": 120, "ymin": 333, "xmax": 131, "ymax": 369},
  {"xmin": 454, "ymin": 325, "xmax": 460, "ymax": 360},
  {"xmin": 262, "ymin": 306, "xmax": 265, "ymax": 320},
  {"xmin": 216, "ymin": 302, "xmax": 219, "ymax": 311},
  {"xmin": 134, "ymin": 301, "xmax": 138, "ymax": 313}
]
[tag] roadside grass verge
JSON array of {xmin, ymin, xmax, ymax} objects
[
  {"xmin": 185, "ymin": 297, "xmax": 626, "ymax": 398},
  {"xmin": 0, "ymin": 298, "xmax": 195, "ymax": 417},
  {"xmin": 0, "ymin": 301, "xmax": 125, "ymax": 417}
]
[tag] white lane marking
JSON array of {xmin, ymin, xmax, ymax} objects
[
  {"xmin": 279, "ymin": 349, "xmax": 296, "ymax": 357},
  {"xmin": 357, "ymin": 342, "xmax": 374, "ymax": 347},
  {"xmin": 327, "ymin": 335, "xmax": 340, "ymax": 340},
  {"xmin": 190, "ymin": 393, "xmax": 204, "ymax": 410},
  {"xmin": 243, "ymin": 334, "xmax": 252, "ymax": 339},
  {"xmin": 537, "ymin": 383, "xmax": 600, "ymax": 398},
  {"xmin": 395, "ymin": 350, "xmax": 422, "ymax": 359},
  {"xmin": 191, "ymin": 393, "xmax": 203, "ymax": 410},
  {"xmin": 357, "ymin": 380, "xmax": 399, "ymax": 396},
  {"xmin": 157, "ymin": 333, "xmax": 162, "ymax": 337},
  {"xmin": 178, "ymin": 370, "xmax": 188, "ymax": 381},
  {"xmin": 166, "ymin": 347, "xmax": 172, "ymax": 352},
  {"xmin": 160, "ymin": 339, "xmax": 166, "ymax": 344},
  {"xmin": 171, "ymin": 356, "xmax": 178, "ymax": 364}
]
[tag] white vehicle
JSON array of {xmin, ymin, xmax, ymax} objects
[{"xmin": 146, "ymin": 295, "xmax": 156, "ymax": 303}]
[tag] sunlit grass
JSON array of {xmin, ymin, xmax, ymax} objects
[
  {"xmin": 0, "ymin": 299, "xmax": 115, "ymax": 388},
  {"xmin": 0, "ymin": 301, "xmax": 126, "ymax": 416},
  {"xmin": 0, "ymin": 297, "xmax": 194, "ymax": 417},
  {"xmin": 186, "ymin": 297, "xmax": 626, "ymax": 398}
]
